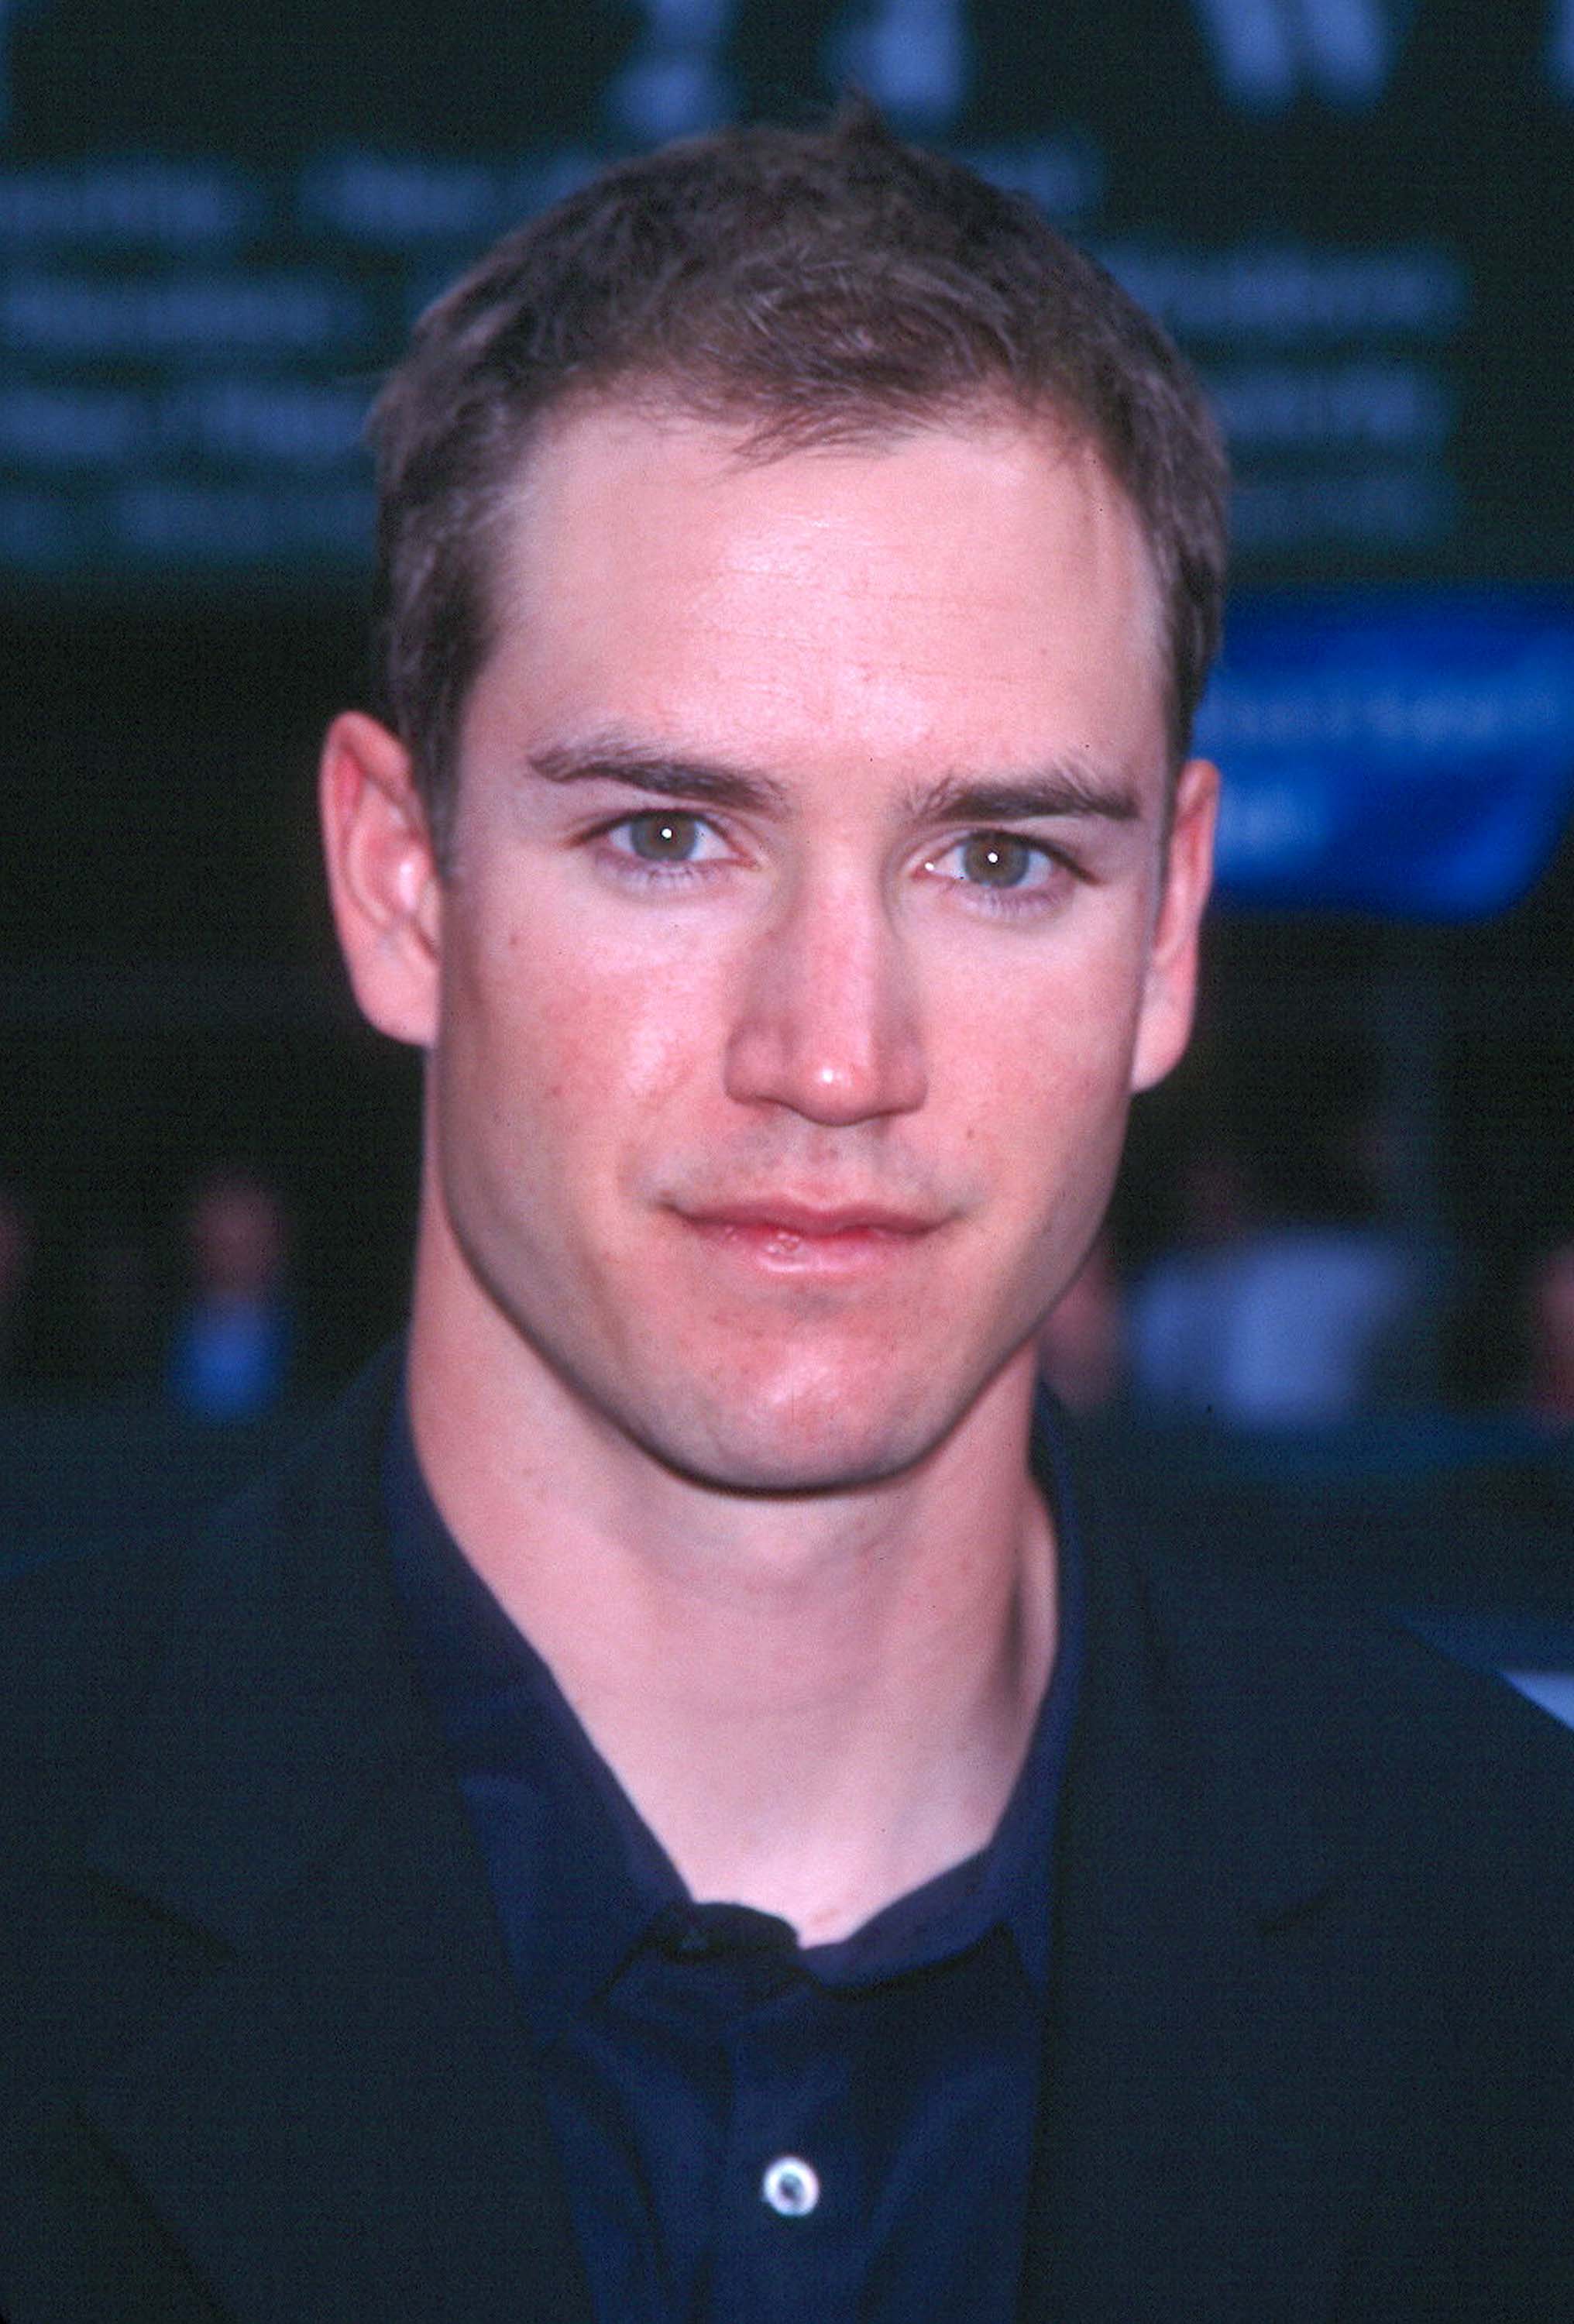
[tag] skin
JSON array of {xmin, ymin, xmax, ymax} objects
[{"xmin": 321, "ymin": 401, "xmax": 1216, "ymax": 1938}]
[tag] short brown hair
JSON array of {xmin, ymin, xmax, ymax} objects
[{"xmin": 369, "ymin": 104, "xmax": 1228, "ymax": 850}]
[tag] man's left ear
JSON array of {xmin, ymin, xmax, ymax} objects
[
  {"xmin": 319, "ymin": 710, "xmax": 442, "ymax": 1050},
  {"xmin": 1129, "ymin": 755, "xmax": 1218, "ymax": 1095}
]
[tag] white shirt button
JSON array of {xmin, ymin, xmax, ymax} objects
[{"xmin": 761, "ymin": 2155, "xmax": 820, "ymax": 2218}]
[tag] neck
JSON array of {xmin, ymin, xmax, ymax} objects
[{"xmin": 406, "ymin": 1223, "xmax": 1058, "ymax": 1945}]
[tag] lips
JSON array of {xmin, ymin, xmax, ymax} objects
[
  {"xmin": 670, "ymin": 1195, "xmax": 947, "ymax": 1277},
  {"xmin": 676, "ymin": 1198, "xmax": 941, "ymax": 1239}
]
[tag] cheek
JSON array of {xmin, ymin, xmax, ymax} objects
[
  {"xmin": 448, "ymin": 902, "xmax": 718, "ymax": 1135},
  {"xmin": 938, "ymin": 937, "xmax": 1146, "ymax": 1155},
  {"xmin": 1009, "ymin": 1054, "xmax": 1132, "ymax": 1226}
]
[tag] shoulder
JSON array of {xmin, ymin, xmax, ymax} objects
[
  {"xmin": 0, "ymin": 1534, "xmax": 184, "ymax": 1801},
  {"xmin": 1059, "ymin": 1421, "xmax": 1574, "ymax": 1910},
  {"xmin": 1157, "ymin": 1532, "xmax": 1574, "ymax": 1815},
  {"xmin": 0, "ymin": 1346, "xmax": 404, "ymax": 1833}
]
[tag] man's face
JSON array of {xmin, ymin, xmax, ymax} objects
[{"xmin": 397, "ymin": 404, "xmax": 1213, "ymax": 1491}]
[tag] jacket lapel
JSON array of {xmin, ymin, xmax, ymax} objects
[
  {"xmin": 1020, "ymin": 1454, "xmax": 1386, "ymax": 2323},
  {"xmin": 79, "ymin": 1355, "xmax": 594, "ymax": 2323}
]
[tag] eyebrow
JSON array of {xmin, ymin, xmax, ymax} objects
[
  {"xmin": 526, "ymin": 738, "xmax": 1143, "ymax": 827},
  {"xmin": 527, "ymin": 739, "xmax": 791, "ymax": 816},
  {"xmin": 905, "ymin": 765, "xmax": 1143, "ymax": 827}
]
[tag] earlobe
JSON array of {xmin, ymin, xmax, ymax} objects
[
  {"xmin": 319, "ymin": 710, "xmax": 442, "ymax": 1049},
  {"xmin": 1129, "ymin": 755, "xmax": 1218, "ymax": 1095}
]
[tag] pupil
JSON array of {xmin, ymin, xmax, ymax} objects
[
  {"xmin": 964, "ymin": 833, "xmax": 1029, "ymax": 886},
  {"xmin": 631, "ymin": 813, "xmax": 697, "ymax": 861}
]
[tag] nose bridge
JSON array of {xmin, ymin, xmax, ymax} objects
[{"xmin": 723, "ymin": 854, "xmax": 926, "ymax": 1126}]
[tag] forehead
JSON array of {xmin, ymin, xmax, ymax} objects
[{"xmin": 469, "ymin": 401, "xmax": 1169, "ymax": 799}]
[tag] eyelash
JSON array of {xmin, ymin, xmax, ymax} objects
[{"xmin": 587, "ymin": 811, "xmax": 1077, "ymax": 914}]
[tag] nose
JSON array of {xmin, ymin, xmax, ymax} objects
[{"xmin": 723, "ymin": 870, "xmax": 927, "ymax": 1126}]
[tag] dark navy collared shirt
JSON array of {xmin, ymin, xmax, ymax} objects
[{"xmin": 387, "ymin": 1399, "xmax": 1082, "ymax": 2324}]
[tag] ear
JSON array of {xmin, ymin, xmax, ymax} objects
[
  {"xmin": 319, "ymin": 710, "xmax": 442, "ymax": 1049},
  {"xmin": 1129, "ymin": 755, "xmax": 1218, "ymax": 1095}
]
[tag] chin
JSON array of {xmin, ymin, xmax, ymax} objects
[{"xmin": 630, "ymin": 1373, "xmax": 959, "ymax": 1499}]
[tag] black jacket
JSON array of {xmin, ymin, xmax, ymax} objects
[{"xmin": 4, "ymin": 1349, "xmax": 1572, "ymax": 2320}]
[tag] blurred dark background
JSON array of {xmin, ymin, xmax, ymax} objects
[{"xmin": 3, "ymin": 1, "xmax": 1574, "ymax": 1605}]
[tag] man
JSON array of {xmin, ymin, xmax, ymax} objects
[{"xmin": 3, "ymin": 109, "xmax": 1571, "ymax": 2322}]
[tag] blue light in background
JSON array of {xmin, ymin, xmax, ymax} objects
[{"xmin": 1199, "ymin": 590, "xmax": 1574, "ymax": 917}]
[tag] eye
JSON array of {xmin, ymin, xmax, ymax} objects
[
  {"xmin": 924, "ymin": 831, "xmax": 1060, "ymax": 891},
  {"xmin": 609, "ymin": 811, "xmax": 721, "ymax": 865}
]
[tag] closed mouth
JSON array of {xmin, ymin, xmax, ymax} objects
[{"xmin": 677, "ymin": 1199, "xmax": 941, "ymax": 1239}]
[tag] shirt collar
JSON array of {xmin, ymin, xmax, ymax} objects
[
  {"xmin": 386, "ymin": 1383, "xmax": 1082, "ymax": 2024},
  {"xmin": 384, "ymin": 1399, "xmax": 681, "ymax": 2033}
]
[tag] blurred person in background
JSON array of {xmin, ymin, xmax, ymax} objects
[
  {"xmin": 1129, "ymin": 1126, "xmax": 1428, "ymax": 1427},
  {"xmin": 1125, "ymin": 1139, "xmax": 1256, "ymax": 1418},
  {"xmin": 167, "ymin": 1167, "xmax": 295, "ymax": 1422}
]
